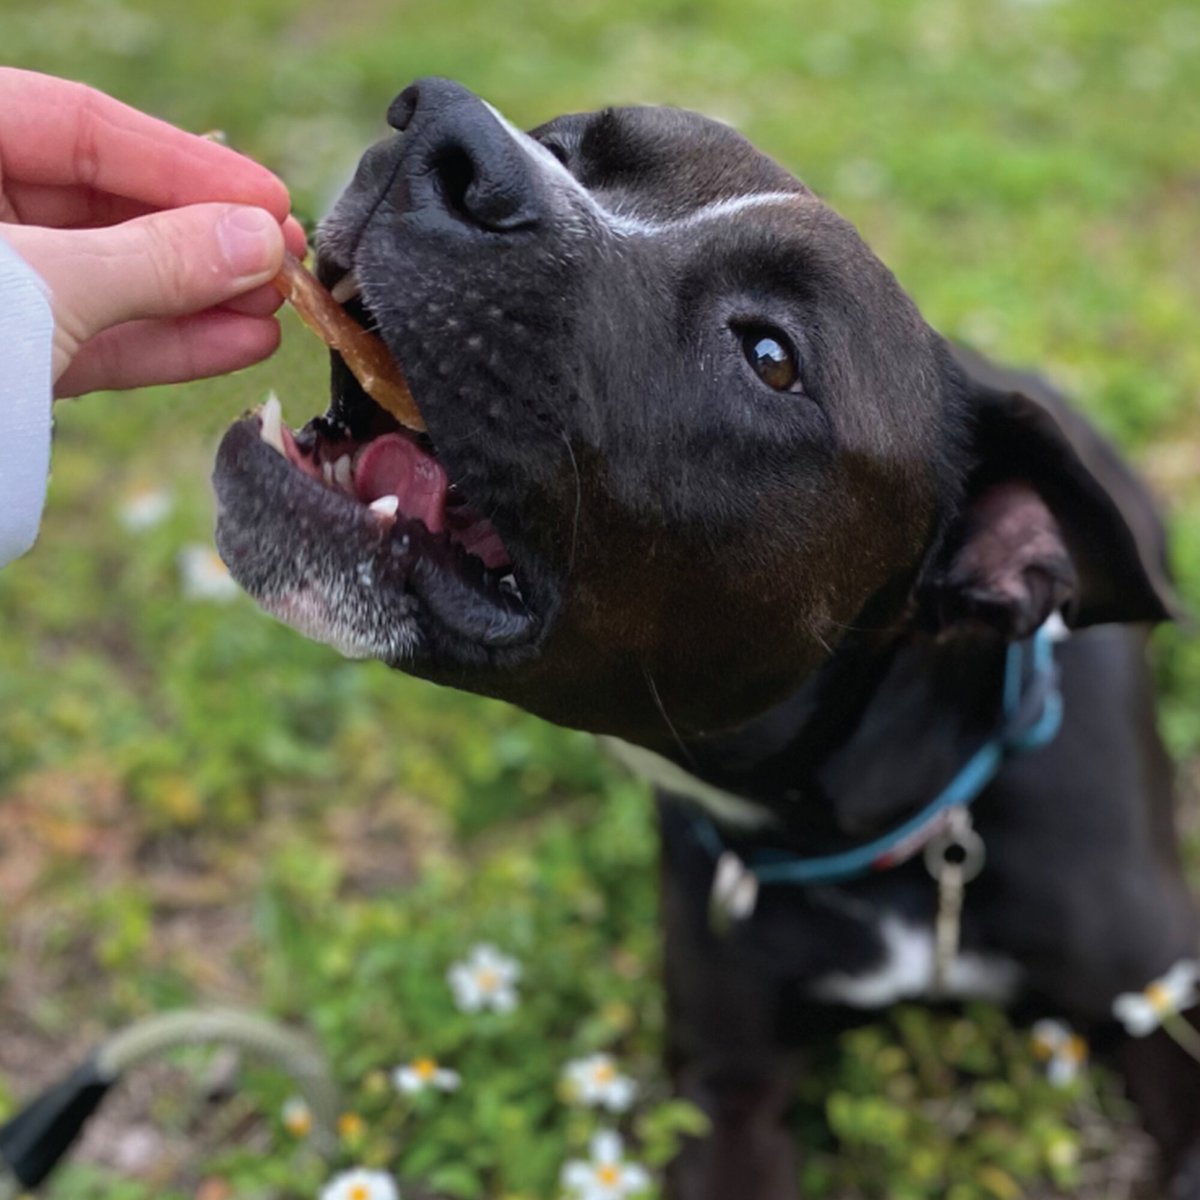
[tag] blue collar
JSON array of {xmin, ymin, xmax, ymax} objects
[{"xmin": 689, "ymin": 619, "xmax": 1064, "ymax": 892}]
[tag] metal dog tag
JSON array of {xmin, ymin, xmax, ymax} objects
[
  {"xmin": 923, "ymin": 809, "xmax": 985, "ymax": 992},
  {"xmin": 708, "ymin": 851, "xmax": 760, "ymax": 937}
]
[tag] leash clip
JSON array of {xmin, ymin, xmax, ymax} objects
[
  {"xmin": 922, "ymin": 807, "xmax": 986, "ymax": 885},
  {"xmin": 708, "ymin": 851, "xmax": 760, "ymax": 937}
]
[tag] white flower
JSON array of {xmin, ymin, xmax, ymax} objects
[
  {"xmin": 319, "ymin": 1167, "xmax": 399, "ymax": 1200},
  {"xmin": 281, "ymin": 1095, "xmax": 313, "ymax": 1136},
  {"xmin": 1030, "ymin": 1019, "xmax": 1088, "ymax": 1086},
  {"xmin": 118, "ymin": 485, "xmax": 173, "ymax": 531},
  {"xmin": 393, "ymin": 1056, "xmax": 461, "ymax": 1095},
  {"xmin": 562, "ymin": 1053, "xmax": 637, "ymax": 1112},
  {"xmin": 1113, "ymin": 960, "xmax": 1200, "ymax": 1037},
  {"xmin": 447, "ymin": 943, "xmax": 521, "ymax": 1013},
  {"xmin": 178, "ymin": 544, "xmax": 240, "ymax": 602},
  {"xmin": 561, "ymin": 1131, "xmax": 651, "ymax": 1200}
]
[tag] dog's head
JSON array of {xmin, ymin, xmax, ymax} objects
[{"xmin": 214, "ymin": 78, "xmax": 1176, "ymax": 745}]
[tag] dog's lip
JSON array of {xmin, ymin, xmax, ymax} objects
[{"xmin": 215, "ymin": 412, "xmax": 540, "ymax": 651}]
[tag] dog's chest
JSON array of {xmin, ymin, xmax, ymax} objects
[{"xmin": 803, "ymin": 906, "xmax": 1023, "ymax": 1009}]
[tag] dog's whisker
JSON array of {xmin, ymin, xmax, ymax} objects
[
  {"xmin": 642, "ymin": 665, "xmax": 697, "ymax": 769},
  {"xmin": 559, "ymin": 430, "xmax": 583, "ymax": 580}
]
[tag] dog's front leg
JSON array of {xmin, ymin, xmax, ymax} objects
[
  {"xmin": 1117, "ymin": 1005, "xmax": 1200, "ymax": 1199},
  {"xmin": 659, "ymin": 800, "xmax": 802, "ymax": 1200},
  {"xmin": 664, "ymin": 1050, "xmax": 801, "ymax": 1200}
]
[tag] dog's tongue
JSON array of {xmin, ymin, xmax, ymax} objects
[{"xmin": 354, "ymin": 434, "xmax": 448, "ymax": 534}]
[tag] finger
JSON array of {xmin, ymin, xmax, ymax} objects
[
  {"xmin": 283, "ymin": 215, "xmax": 309, "ymax": 258},
  {"xmin": 221, "ymin": 282, "xmax": 285, "ymax": 318},
  {"xmin": 55, "ymin": 312, "xmax": 281, "ymax": 397},
  {"xmin": 0, "ymin": 68, "xmax": 290, "ymax": 218},
  {"xmin": 5, "ymin": 181, "xmax": 155, "ymax": 228},
  {"xmin": 5, "ymin": 204, "xmax": 285, "ymax": 361}
]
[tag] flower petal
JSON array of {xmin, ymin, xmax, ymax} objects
[
  {"xmin": 562, "ymin": 1161, "xmax": 593, "ymax": 1188},
  {"xmin": 591, "ymin": 1129, "xmax": 624, "ymax": 1165},
  {"xmin": 621, "ymin": 1163, "xmax": 652, "ymax": 1193},
  {"xmin": 604, "ymin": 1076, "xmax": 637, "ymax": 1112},
  {"xmin": 1113, "ymin": 993, "xmax": 1158, "ymax": 1037}
]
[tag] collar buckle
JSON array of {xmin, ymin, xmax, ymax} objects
[{"xmin": 708, "ymin": 851, "xmax": 760, "ymax": 936}]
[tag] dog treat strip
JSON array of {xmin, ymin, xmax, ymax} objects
[{"xmin": 271, "ymin": 253, "xmax": 425, "ymax": 433}]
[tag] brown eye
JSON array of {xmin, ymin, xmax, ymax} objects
[{"xmin": 741, "ymin": 327, "xmax": 800, "ymax": 391}]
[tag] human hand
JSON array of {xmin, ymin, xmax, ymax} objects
[{"xmin": 0, "ymin": 68, "xmax": 308, "ymax": 397}]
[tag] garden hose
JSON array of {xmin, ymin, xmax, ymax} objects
[{"xmin": 0, "ymin": 1008, "xmax": 338, "ymax": 1196}]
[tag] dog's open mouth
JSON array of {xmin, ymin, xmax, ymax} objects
[
  {"xmin": 261, "ymin": 385, "xmax": 513, "ymax": 578},
  {"xmin": 213, "ymin": 274, "xmax": 539, "ymax": 661}
]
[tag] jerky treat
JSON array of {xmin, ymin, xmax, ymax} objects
[{"xmin": 271, "ymin": 253, "xmax": 425, "ymax": 433}]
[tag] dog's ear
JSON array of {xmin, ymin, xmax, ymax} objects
[{"xmin": 918, "ymin": 343, "xmax": 1181, "ymax": 637}]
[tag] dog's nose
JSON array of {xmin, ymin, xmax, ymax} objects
[{"xmin": 389, "ymin": 77, "xmax": 540, "ymax": 233}]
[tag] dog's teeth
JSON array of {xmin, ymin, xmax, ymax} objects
[
  {"xmin": 322, "ymin": 461, "xmax": 334, "ymax": 486},
  {"xmin": 259, "ymin": 392, "xmax": 285, "ymax": 456},
  {"xmin": 333, "ymin": 455, "xmax": 353, "ymax": 491},
  {"xmin": 369, "ymin": 495, "xmax": 400, "ymax": 517},
  {"xmin": 330, "ymin": 271, "xmax": 361, "ymax": 304}
]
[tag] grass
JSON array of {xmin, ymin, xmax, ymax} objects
[{"xmin": 1, "ymin": 0, "xmax": 1198, "ymax": 1196}]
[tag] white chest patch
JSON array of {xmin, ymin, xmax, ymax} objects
[{"xmin": 808, "ymin": 916, "xmax": 1023, "ymax": 1009}]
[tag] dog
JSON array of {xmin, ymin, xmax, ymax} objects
[{"xmin": 213, "ymin": 78, "xmax": 1200, "ymax": 1198}]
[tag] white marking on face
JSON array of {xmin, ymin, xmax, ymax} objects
[
  {"xmin": 479, "ymin": 100, "xmax": 802, "ymax": 238},
  {"xmin": 262, "ymin": 584, "xmax": 419, "ymax": 663},
  {"xmin": 809, "ymin": 916, "xmax": 1024, "ymax": 1009}
]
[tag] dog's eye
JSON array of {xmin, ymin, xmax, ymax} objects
[{"xmin": 740, "ymin": 326, "xmax": 801, "ymax": 392}]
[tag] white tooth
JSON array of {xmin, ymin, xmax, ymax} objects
[
  {"xmin": 259, "ymin": 392, "xmax": 285, "ymax": 455},
  {"xmin": 334, "ymin": 455, "xmax": 353, "ymax": 491},
  {"xmin": 322, "ymin": 461, "xmax": 334, "ymax": 485},
  {"xmin": 331, "ymin": 271, "xmax": 361, "ymax": 304},
  {"xmin": 369, "ymin": 495, "xmax": 400, "ymax": 517}
]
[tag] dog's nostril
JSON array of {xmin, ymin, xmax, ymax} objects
[
  {"xmin": 431, "ymin": 146, "xmax": 476, "ymax": 221},
  {"xmin": 388, "ymin": 84, "xmax": 420, "ymax": 133}
]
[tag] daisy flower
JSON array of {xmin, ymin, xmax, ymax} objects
[
  {"xmin": 1113, "ymin": 960, "xmax": 1200, "ymax": 1037},
  {"xmin": 178, "ymin": 544, "xmax": 240, "ymax": 602},
  {"xmin": 118, "ymin": 485, "xmax": 173, "ymax": 532},
  {"xmin": 319, "ymin": 1167, "xmax": 399, "ymax": 1200},
  {"xmin": 562, "ymin": 1053, "xmax": 637, "ymax": 1112},
  {"xmin": 561, "ymin": 1131, "xmax": 651, "ymax": 1200},
  {"xmin": 393, "ymin": 1056, "xmax": 461, "ymax": 1095},
  {"xmin": 1030, "ymin": 1019, "xmax": 1088, "ymax": 1086},
  {"xmin": 281, "ymin": 1096, "xmax": 313, "ymax": 1137},
  {"xmin": 447, "ymin": 943, "xmax": 521, "ymax": 1014}
]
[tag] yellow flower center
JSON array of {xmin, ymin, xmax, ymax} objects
[
  {"xmin": 592, "ymin": 1061, "xmax": 617, "ymax": 1084},
  {"xmin": 285, "ymin": 1111, "xmax": 312, "ymax": 1135},
  {"xmin": 1146, "ymin": 981, "xmax": 1174, "ymax": 1014},
  {"xmin": 596, "ymin": 1164, "xmax": 620, "ymax": 1186},
  {"xmin": 337, "ymin": 1112, "xmax": 364, "ymax": 1139},
  {"xmin": 1065, "ymin": 1034, "xmax": 1088, "ymax": 1064},
  {"xmin": 413, "ymin": 1057, "xmax": 438, "ymax": 1080},
  {"xmin": 1031, "ymin": 1036, "xmax": 1053, "ymax": 1061},
  {"xmin": 476, "ymin": 967, "xmax": 500, "ymax": 992},
  {"xmin": 348, "ymin": 1185, "xmax": 370, "ymax": 1200}
]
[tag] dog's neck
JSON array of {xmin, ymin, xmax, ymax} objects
[{"xmin": 651, "ymin": 627, "xmax": 1010, "ymax": 850}]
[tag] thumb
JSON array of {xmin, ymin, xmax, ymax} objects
[{"xmin": 6, "ymin": 204, "xmax": 285, "ymax": 380}]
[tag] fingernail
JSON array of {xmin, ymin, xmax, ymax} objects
[{"xmin": 218, "ymin": 207, "xmax": 281, "ymax": 278}]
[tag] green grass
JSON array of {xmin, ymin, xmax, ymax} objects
[{"xmin": 2, "ymin": 0, "xmax": 1198, "ymax": 1196}]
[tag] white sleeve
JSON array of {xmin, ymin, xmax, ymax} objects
[{"xmin": 0, "ymin": 234, "xmax": 55, "ymax": 567}]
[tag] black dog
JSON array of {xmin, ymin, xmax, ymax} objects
[{"xmin": 213, "ymin": 79, "xmax": 1200, "ymax": 1198}]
